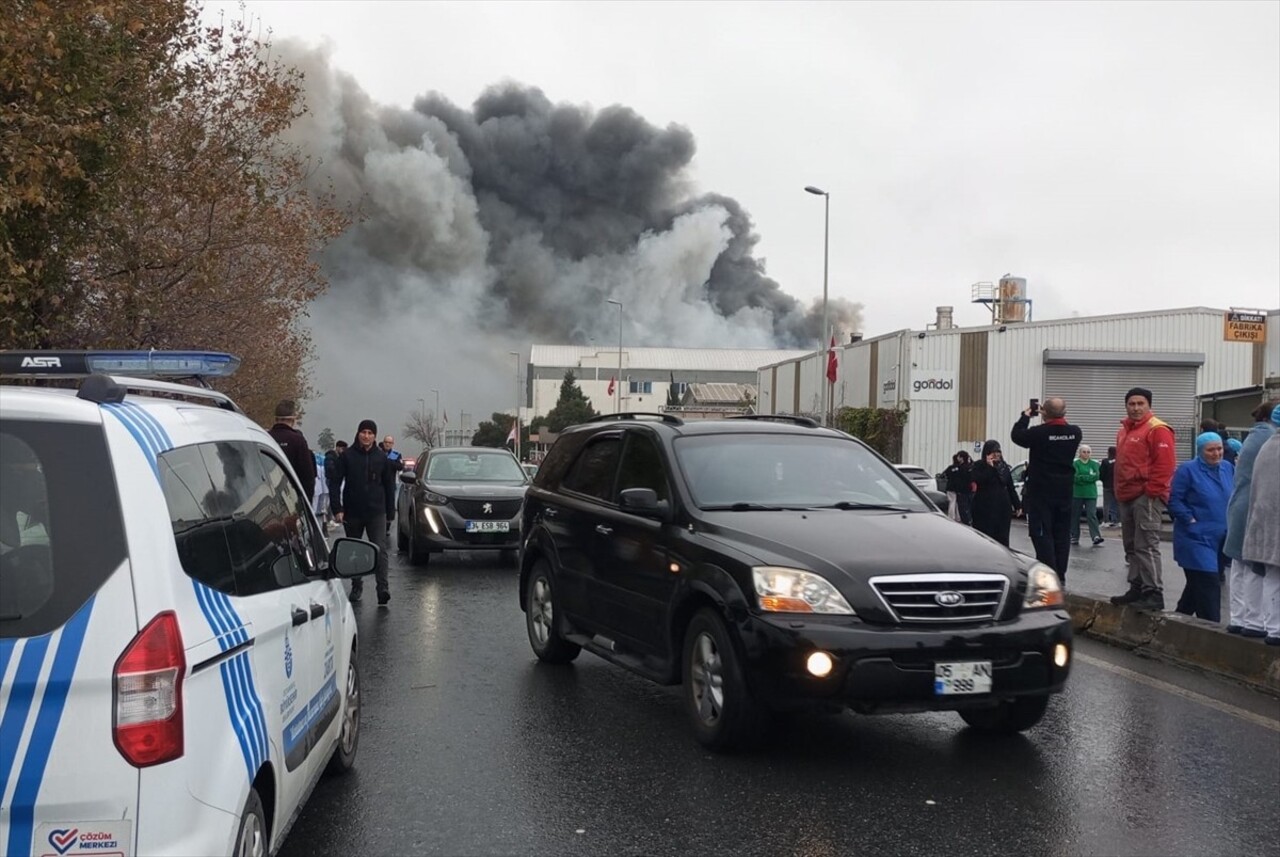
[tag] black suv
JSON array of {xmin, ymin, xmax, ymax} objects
[{"xmin": 519, "ymin": 413, "xmax": 1072, "ymax": 750}]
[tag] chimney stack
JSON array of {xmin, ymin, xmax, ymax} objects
[
  {"xmin": 935, "ymin": 306, "xmax": 954, "ymax": 330},
  {"xmin": 849, "ymin": 332, "xmax": 863, "ymax": 344}
]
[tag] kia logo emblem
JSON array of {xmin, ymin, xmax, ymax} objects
[{"xmin": 935, "ymin": 591, "xmax": 964, "ymax": 607}]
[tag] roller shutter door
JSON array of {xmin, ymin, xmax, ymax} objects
[{"xmin": 1042, "ymin": 363, "xmax": 1200, "ymax": 460}]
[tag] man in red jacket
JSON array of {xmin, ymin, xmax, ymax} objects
[{"xmin": 1110, "ymin": 387, "xmax": 1177, "ymax": 610}]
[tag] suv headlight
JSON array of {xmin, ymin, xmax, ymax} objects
[
  {"xmin": 421, "ymin": 490, "xmax": 449, "ymax": 505},
  {"xmin": 752, "ymin": 567, "xmax": 855, "ymax": 615},
  {"xmin": 1023, "ymin": 563, "xmax": 1064, "ymax": 609}
]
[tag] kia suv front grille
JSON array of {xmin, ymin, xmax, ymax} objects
[{"xmin": 869, "ymin": 573, "xmax": 1008, "ymax": 623}]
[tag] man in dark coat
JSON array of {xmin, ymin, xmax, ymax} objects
[
  {"xmin": 1011, "ymin": 396, "xmax": 1082, "ymax": 581},
  {"xmin": 329, "ymin": 419, "xmax": 397, "ymax": 604},
  {"xmin": 268, "ymin": 399, "xmax": 316, "ymax": 501}
]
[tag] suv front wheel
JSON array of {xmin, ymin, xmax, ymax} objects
[
  {"xmin": 525, "ymin": 560, "xmax": 580, "ymax": 664},
  {"xmin": 683, "ymin": 608, "xmax": 769, "ymax": 751}
]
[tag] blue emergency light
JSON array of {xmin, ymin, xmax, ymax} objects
[{"xmin": 0, "ymin": 350, "xmax": 241, "ymax": 378}]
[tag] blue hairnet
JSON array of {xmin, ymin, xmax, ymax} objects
[{"xmin": 1195, "ymin": 431, "xmax": 1223, "ymax": 452}]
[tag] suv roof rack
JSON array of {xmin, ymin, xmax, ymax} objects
[
  {"xmin": 727, "ymin": 414, "xmax": 819, "ymax": 428},
  {"xmin": 76, "ymin": 374, "xmax": 243, "ymax": 413},
  {"xmin": 587, "ymin": 412, "xmax": 685, "ymax": 426}
]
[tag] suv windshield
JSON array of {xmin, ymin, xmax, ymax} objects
[
  {"xmin": 675, "ymin": 434, "xmax": 931, "ymax": 511},
  {"xmin": 426, "ymin": 452, "xmax": 525, "ymax": 483}
]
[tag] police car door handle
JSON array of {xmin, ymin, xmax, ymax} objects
[
  {"xmin": 309, "ymin": 603, "xmax": 326, "ymax": 619},
  {"xmin": 291, "ymin": 607, "xmax": 309, "ymax": 626}
]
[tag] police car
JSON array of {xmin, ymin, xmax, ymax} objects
[{"xmin": 0, "ymin": 351, "xmax": 379, "ymax": 857}]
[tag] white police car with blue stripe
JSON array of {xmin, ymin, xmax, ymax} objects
[{"xmin": 0, "ymin": 351, "xmax": 379, "ymax": 857}]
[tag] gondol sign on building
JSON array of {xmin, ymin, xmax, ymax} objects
[
  {"xmin": 1223, "ymin": 310, "xmax": 1267, "ymax": 343},
  {"xmin": 908, "ymin": 370, "xmax": 957, "ymax": 401}
]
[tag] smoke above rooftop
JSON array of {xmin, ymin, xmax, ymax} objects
[{"xmin": 279, "ymin": 42, "xmax": 861, "ymax": 433}]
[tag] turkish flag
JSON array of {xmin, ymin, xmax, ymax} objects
[
  {"xmin": 607, "ymin": 377, "xmax": 616, "ymax": 396},
  {"xmin": 826, "ymin": 336, "xmax": 838, "ymax": 384},
  {"xmin": 505, "ymin": 422, "xmax": 517, "ymax": 444}
]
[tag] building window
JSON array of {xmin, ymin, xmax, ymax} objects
[{"xmin": 628, "ymin": 380, "xmax": 653, "ymax": 395}]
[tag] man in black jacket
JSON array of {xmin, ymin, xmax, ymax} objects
[
  {"xmin": 329, "ymin": 419, "xmax": 397, "ymax": 604},
  {"xmin": 1011, "ymin": 396, "xmax": 1082, "ymax": 580},
  {"xmin": 268, "ymin": 400, "xmax": 316, "ymax": 502}
]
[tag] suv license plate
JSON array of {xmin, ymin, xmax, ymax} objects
[
  {"xmin": 934, "ymin": 661, "xmax": 993, "ymax": 695},
  {"xmin": 465, "ymin": 520, "xmax": 510, "ymax": 533}
]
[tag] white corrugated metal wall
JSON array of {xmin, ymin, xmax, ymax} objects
[{"xmin": 902, "ymin": 332, "xmax": 964, "ymax": 472}]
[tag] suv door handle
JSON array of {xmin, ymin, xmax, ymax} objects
[
  {"xmin": 543, "ymin": 508, "xmax": 558, "ymax": 518},
  {"xmin": 309, "ymin": 603, "xmax": 326, "ymax": 619},
  {"xmin": 291, "ymin": 607, "xmax": 309, "ymax": 626},
  {"xmin": 595, "ymin": 525, "xmax": 613, "ymax": 536}
]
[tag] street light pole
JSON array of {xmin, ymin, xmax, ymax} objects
[
  {"xmin": 805, "ymin": 185, "xmax": 830, "ymax": 425},
  {"xmin": 508, "ymin": 351, "xmax": 521, "ymax": 460},
  {"xmin": 430, "ymin": 388, "xmax": 439, "ymax": 446},
  {"xmin": 607, "ymin": 299, "xmax": 623, "ymax": 414}
]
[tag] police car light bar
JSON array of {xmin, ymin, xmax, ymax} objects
[{"xmin": 0, "ymin": 350, "xmax": 241, "ymax": 378}]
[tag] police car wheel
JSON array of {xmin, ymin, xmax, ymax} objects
[
  {"xmin": 325, "ymin": 654, "xmax": 361, "ymax": 775},
  {"xmin": 234, "ymin": 788, "xmax": 267, "ymax": 857}
]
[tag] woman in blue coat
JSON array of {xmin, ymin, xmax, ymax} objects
[{"xmin": 1168, "ymin": 432, "xmax": 1235, "ymax": 621}]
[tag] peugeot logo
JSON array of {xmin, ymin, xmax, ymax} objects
[
  {"xmin": 482, "ymin": 502, "xmax": 493, "ymax": 515},
  {"xmin": 934, "ymin": 591, "xmax": 964, "ymax": 607}
]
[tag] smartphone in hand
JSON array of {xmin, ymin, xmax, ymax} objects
[{"xmin": 1029, "ymin": 397, "xmax": 1040, "ymax": 416}]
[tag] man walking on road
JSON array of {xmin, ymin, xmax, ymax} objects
[
  {"xmin": 268, "ymin": 399, "xmax": 316, "ymax": 502},
  {"xmin": 330, "ymin": 419, "xmax": 397, "ymax": 605},
  {"xmin": 1110, "ymin": 387, "xmax": 1177, "ymax": 610},
  {"xmin": 1011, "ymin": 396, "xmax": 1082, "ymax": 581}
]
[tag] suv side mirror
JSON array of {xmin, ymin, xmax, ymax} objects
[
  {"xmin": 399, "ymin": 471, "xmax": 416, "ymax": 485},
  {"xmin": 619, "ymin": 487, "xmax": 671, "ymax": 520},
  {"xmin": 330, "ymin": 537, "xmax": 378, "ymax": 577},
  {"xmin": 924, "ymin": 489, "xmax": 950, "ymax": 514}
]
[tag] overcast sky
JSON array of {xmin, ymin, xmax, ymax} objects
[{"xmin": 201, "ymin": 0, "xmax": 1279, "ymax": 439}]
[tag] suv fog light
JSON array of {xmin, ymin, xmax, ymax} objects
[
  {"xmin": 806, "ymin": 651, "xmax": 834, "ymax": 678},
  {"xmin": 1053, "ymin": 643, "xmax": 1069, "ymax": 668}
]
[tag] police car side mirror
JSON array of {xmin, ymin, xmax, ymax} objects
[{"xmin": 330, "ymin": 538, "xmax": 378, "ymax": 577}]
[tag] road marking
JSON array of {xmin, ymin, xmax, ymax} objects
[{"xmin": 1075, "ymin": 651, "xmax": 1280, "ymax": 732}]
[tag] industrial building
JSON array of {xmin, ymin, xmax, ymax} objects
[
  {"xmin": 757, "ymin": 284, "xmax": 1278, "ymax": 476},
  {"xmin": 525, "ymin": 344, "xmax": 809, "ymax": 422}
]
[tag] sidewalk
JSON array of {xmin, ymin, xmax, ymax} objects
[{"xmin": 1007, "ymin": 521, "xmax": 1280, "ymax": 695}]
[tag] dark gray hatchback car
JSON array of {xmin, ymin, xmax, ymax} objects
[
  {"xmin": 519, "ymin": 413, "xmax": 1073, "ymax": 751},
  {"xmin": 396, "ymin": 446, "xmax": 528, "ymax": 566}
]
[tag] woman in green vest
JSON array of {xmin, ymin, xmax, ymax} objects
[{"xmin": 1072, "ymin": 444, "xmax": 1104, "ymax": 546}]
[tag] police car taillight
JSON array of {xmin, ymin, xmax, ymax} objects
[{"xmin": 113, "ymin": 611, "xmax": 186, "ymax": 767}]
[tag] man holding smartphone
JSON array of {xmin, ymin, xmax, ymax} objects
[{"xmin": 1012, "ymin": 396, "xmax": 1082, "ymax": 581}]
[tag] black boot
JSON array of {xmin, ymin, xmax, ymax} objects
[
  {"xmin": 1133, "ymin": 589, "xmax": 1164, "ymax": 611},
  {"xmin": 1110, "ymin": 582, "xmax": 1142, "ymax": 605}
]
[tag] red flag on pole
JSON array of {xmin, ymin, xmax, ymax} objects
[
  {"xmin": 607, "ymin": 377, "xmax": 616, "ymax": 396},
  {"xmin": 826, "ymin": 336, "xmax": 838, "ymax": 384}
]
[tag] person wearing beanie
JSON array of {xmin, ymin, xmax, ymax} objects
[
  {"xmin": 1168, "ymin": 432, "xmax": 1234, "ymax": 622},
  {"xmin": 329, "ymin": 418, "xmax": 397, "ymax": 605},
  {"xmin": 267, "ymin": 399, "xmax": 316, "ymax": 502},
  {"xmin": 968, "ymin": 440, "xmax": 1021, "ymax": 546},
  {"xmin": 1011, "ymin": 395, "xmax": 1083, "ymax": 580},
  {"xmin": 1223, "ymin": 401, "xmax": 1277, "ymax": 636},
  {"xmin": 1110, "ymin": 386, "xmax": 1177, "ymax": 611}
]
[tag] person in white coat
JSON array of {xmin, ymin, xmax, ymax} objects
[
  {"xmin": 1241, "ymin": 427, "xmax": 1280, "ymax": 646},
  {"xmin": 1223, "ymin": 402, "xmax": 1276, "ymax": 636}
]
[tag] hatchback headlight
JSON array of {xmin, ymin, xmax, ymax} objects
[
  {"xmin": 1023, "ymin": 563, "xmax": 1065, "ymax": 609},
  {"xmin": 421, "ymin": 490, "xmax": 449, "ymax": 505},
  {"xmin": 752, "ymin": 567, "xmax": 855, "ymax": 615}
]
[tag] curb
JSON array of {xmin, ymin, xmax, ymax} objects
[{"xmin": 1065, "ymin": 593, "xmax": 1280, "ymax": 696}]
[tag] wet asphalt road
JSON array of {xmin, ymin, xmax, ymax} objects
[{"xmin": 280, "ymin": 549, "xmax": 1280, "ymax": 857}]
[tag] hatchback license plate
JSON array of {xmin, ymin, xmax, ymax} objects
[
  {"xmin": 465, "ymin": 520, "xmax": 510, "ymax": 533},
  {"xmin": 934, "ymin": 661, "xmax": 993, "ymax": 695}
]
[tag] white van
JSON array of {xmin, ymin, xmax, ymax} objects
[{"xmin": 0, "ymin": 352, "xmax": 378, "ymax": 857}]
